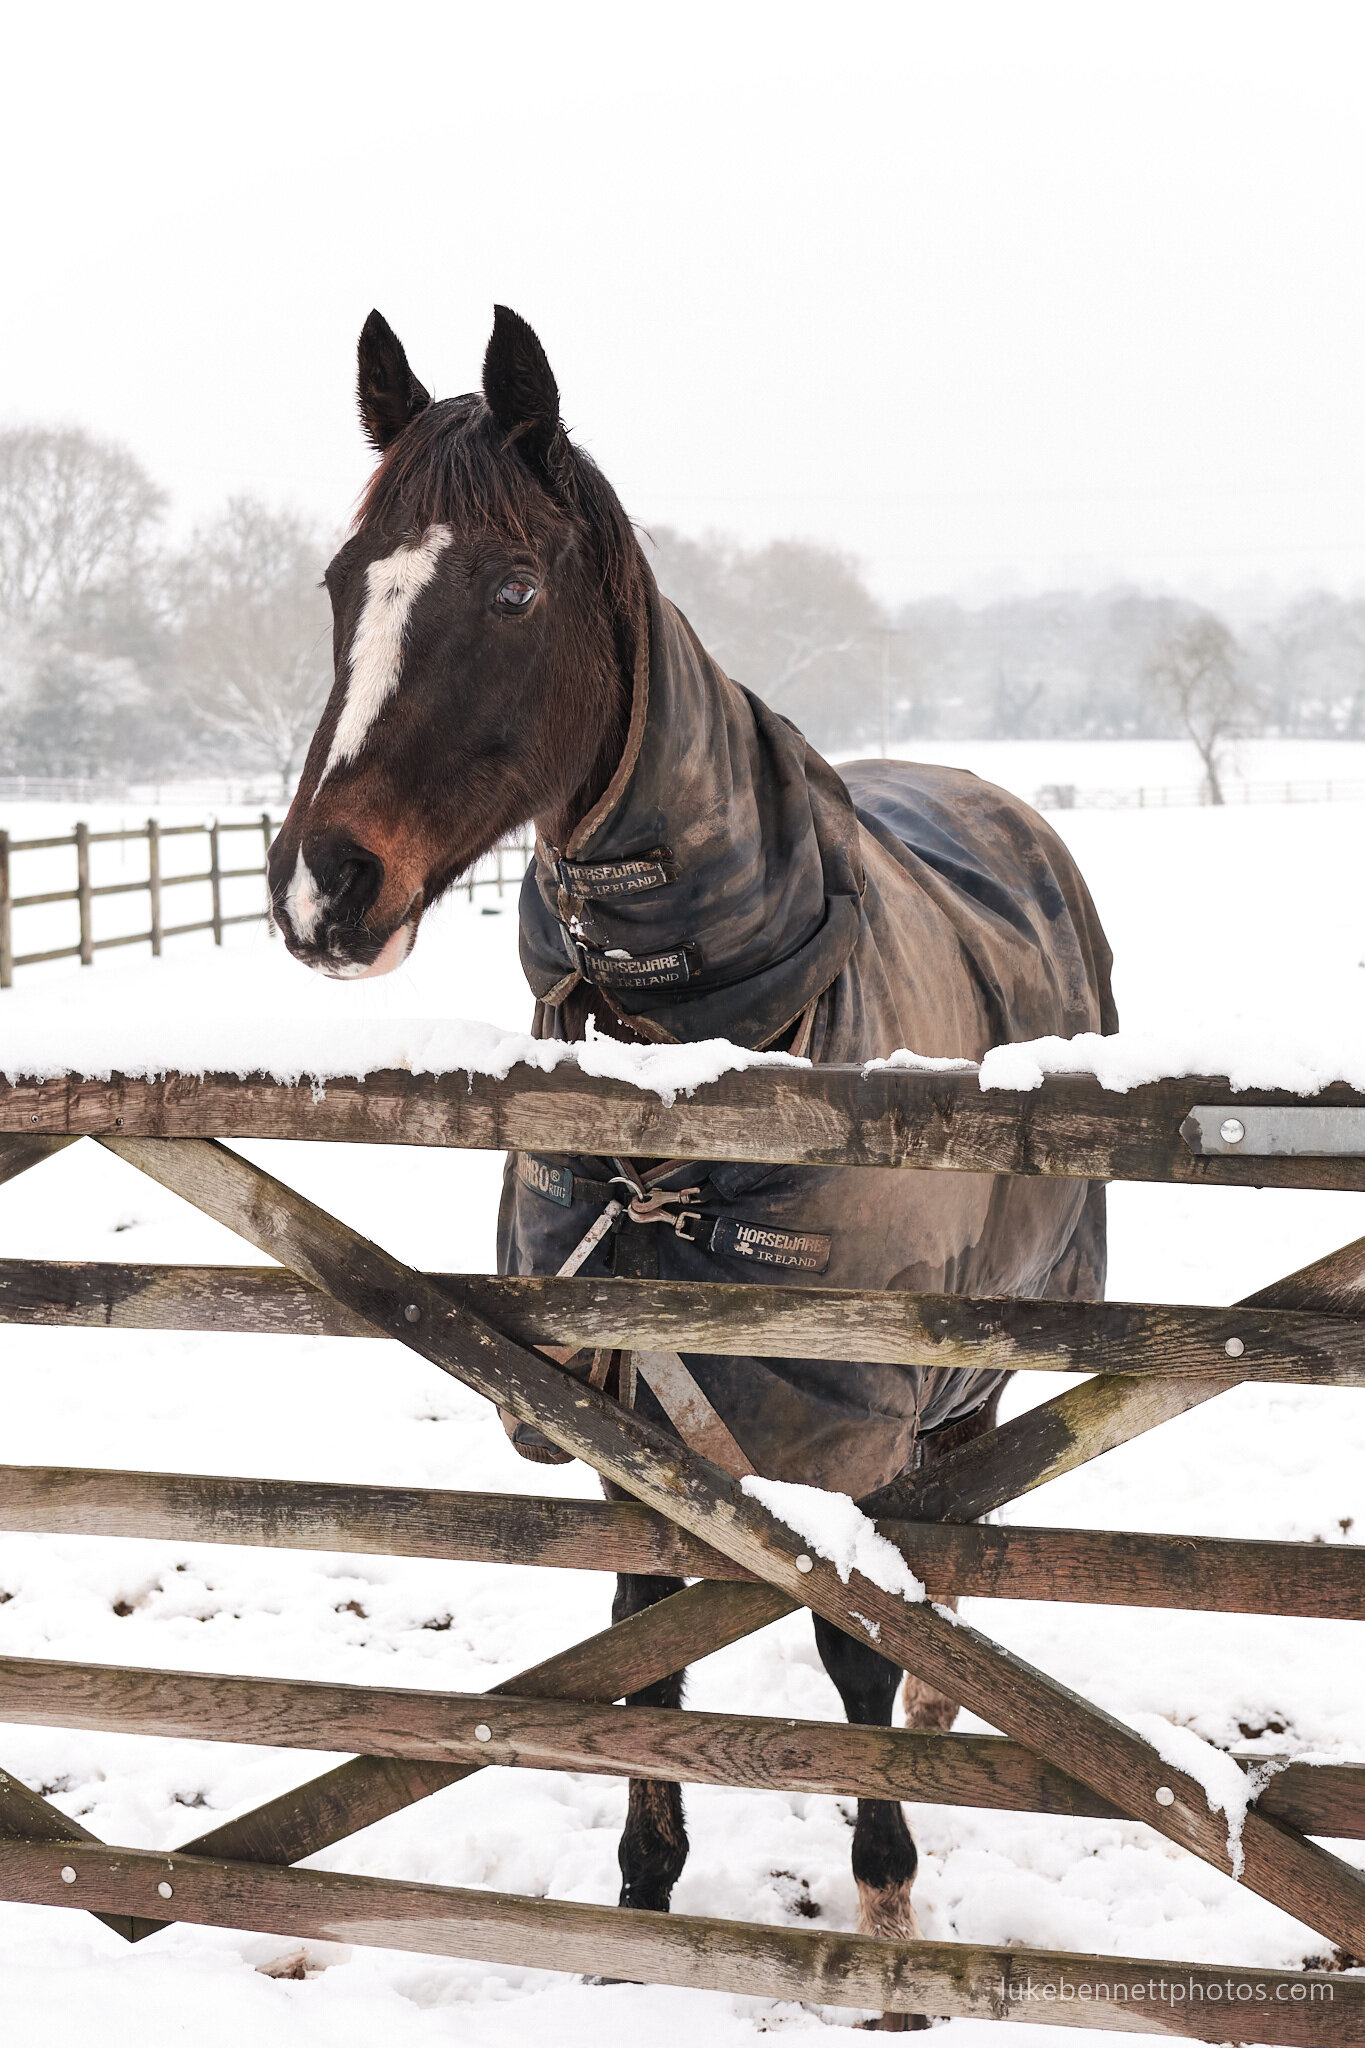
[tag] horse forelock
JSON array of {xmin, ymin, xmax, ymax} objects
[{"xmin": 354, "ymin": 394, "xmax": 544, "ymax": 550}]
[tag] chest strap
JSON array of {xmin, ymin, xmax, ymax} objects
[
  {"xmin": 632, "ymin": 1350, "xmax": 756, "ymax": 1477},
  {"xmin": 560, "ymin": 930, "xmax": 700, "ymax": 991},
  {"xmin": 554, "ymin": 847, "xmax": 677, "ymax": 898},
  {"xmin": 517, "ymin": 1152, "xmax": 832, "ymax": 1275}
]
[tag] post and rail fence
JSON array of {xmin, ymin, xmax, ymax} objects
[
  {"xmin": 1035, "ymin": 775, "xmax": 1365, "ymax": 811},
  {"xmin": 0, "ymin": 822, "xmax": 535, "ymax": 988},
  {"xmin": 0, "ymin": 1061, "xmax": 1361, "ymax": 2034}
]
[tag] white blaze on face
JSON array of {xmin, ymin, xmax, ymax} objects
[
  {"xmin": 284, "ymin": 849, "xmax": 324, "ymax": 943},
  {"xmin": 318, "ymin": 523, "xmax": 452, "ymax": 787}
]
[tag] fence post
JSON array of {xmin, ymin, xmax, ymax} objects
[
  {"xmin": 261, "ymin": 812, "xmax": 275, "ymax": 933},
  {"xmin": 496, "ymin": 844, "xmax": 504, "ymax": 898},
  {"xmin": 0, "ymin": 830, "xmax": 11, "ymax": 990},
  {"xmin": 209, "ymin": 823, "xmax": 223, "ymax": 946},
  {"xmin": 147, "ymin": 819, "xmax": 162, "ymax": 957},
  {"xmin": 75, "ymin": 823, "xmax": 93, "ymax": 967}
]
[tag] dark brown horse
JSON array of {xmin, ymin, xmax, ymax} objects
[{"xmin": 270, "ymin": 308, "xmax": 1115, "ymax": 2020}]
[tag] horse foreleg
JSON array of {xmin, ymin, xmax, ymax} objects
[
  {"xmin": 611, "ymin": 1569, "xmax": 690, "ymax": 1911},
  {"xmin": 813, "ymin": 1614, "xmax": 927, "ymax": 2031},
  {"xmin": 899, "ymin": 1387, "xmax": 1004, "ymax": 1731}
]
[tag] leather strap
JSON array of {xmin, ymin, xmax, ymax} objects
[{"xmin": 632, "ymin": 1350, "xmax": 756, "ymax": 1478}]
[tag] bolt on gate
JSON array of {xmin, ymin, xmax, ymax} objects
[{"xmin": 0, "ymin": 1062, "xmax": 1361, "ymax": 2037}]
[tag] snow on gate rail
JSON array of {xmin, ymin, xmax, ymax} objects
[{"xmin": 0, "ymin": 1052, "xmax": 1361, "ymax": 2037}]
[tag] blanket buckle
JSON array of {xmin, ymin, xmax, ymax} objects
[{"xmin": 626, "ymin": 1185, "xmax": 704, "ymax": 1229}]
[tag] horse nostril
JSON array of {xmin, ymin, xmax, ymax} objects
[{"xmin": 331, "ymin": 849, "xmax": 385, "ymax": 924}]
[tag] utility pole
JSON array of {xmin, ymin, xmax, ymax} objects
[{"xmin": 872, "ymin": 627, "xmax": 913, "ymax": 758}]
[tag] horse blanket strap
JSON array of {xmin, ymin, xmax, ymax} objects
[
  {"xmin": 554, "ymin": 847, "xmax": 677, "ymax": 899},
  {"xmin": 541, "ymin": 834, "xmax": 692, "ymax": 993},
  {"xmin": 687, "ymin": 1216, "xmax": 831, "ymax": 1273},
  {"xmin": 787, "ymin": 992, "xmax": 820, "ymax": 1061},
  {"xmin": 632, "ymin": 1350, "xmax": 756, "ymax": 1478},
  {"xmin": 518, "ymin": 1153, "xmax": 832, "ymax": 1275},
  {"xmin": 560, "ymin": 930, "xmax": 700, "ymax": 992}
]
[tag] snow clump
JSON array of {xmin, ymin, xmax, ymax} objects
[{"xmin": 741, "ymin": 1476, "xmax": 927, "ymax": 1603}]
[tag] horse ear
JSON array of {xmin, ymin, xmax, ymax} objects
[
  {"xmin": 357, "ymin": 310, "xmax": 431, "ymax": 452},
  {"xmin": 482, "ymin": 306, "xmax": 562, "ymax": 470}
]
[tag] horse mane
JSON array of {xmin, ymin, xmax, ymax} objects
[{"xmin": 356, "ymin": 394, "xmax": 648, "ymax": 629}]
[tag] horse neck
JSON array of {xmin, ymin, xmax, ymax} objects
[{"xmin": 519, "ymin": 585, "xmax": 865, "ymax": 1049}]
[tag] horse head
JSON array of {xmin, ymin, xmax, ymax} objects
[{"xmin": 269, "ymin": 307, "xmax": 641, "ymax": 977}]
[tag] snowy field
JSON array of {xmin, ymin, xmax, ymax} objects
[{"xmin": 0, "ymin": 763, "xmax": 1362, "ymax": 2045}]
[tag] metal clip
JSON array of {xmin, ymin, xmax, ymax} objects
[{"xmin": 626, "ymin": 1185, "xmax": 704, "ymax": 1225}]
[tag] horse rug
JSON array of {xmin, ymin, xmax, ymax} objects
[{"xmin": 498, "ymin": 577, "xmax": 1116, "ymax": 1495}]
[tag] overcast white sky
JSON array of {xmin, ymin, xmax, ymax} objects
[{"xmin": 5, "ymin": 1, "xmax": 1365, "ymax": 602}]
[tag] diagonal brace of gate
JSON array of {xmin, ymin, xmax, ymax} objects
[{"xmin": 897, "ymin": 1230, "xmax": 1365, "ymax": 1523}]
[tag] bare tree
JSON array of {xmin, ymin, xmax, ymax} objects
[
  {"xmin": 1146, "ymin": 608, "xmax": 1255, "ymax": 803},
  {"xmin": 0, "ymin": 425, "xmax": 165, "ymax": 625},
  {"xmin": 170, "ymin": 499, "xmax": 334, "ymax": 796}
]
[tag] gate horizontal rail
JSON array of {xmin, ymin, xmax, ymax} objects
[
  {"xmin": 3, "ymin": 1259, "xmax": 1365, "ymax": 1382},
  {"xmin": 1, "ymin": 1841, "xmax": 1352, "ymax": 2041},
  {"xmin": 1, "ymin": 1463, "xmax": 1359, "ymax": 1618},
  {"xmin": 0, "ymin": 1651, "xmax": 1359, "ymax": 1839},
  {"xmin": 5, "ymin": 1065, "xmax": 1365, "ymax": 1187}
]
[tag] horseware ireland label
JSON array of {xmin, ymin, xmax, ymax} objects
[
  {"xmin": 708, "ymin": 1218, "xmax": 833, "ymax": 1273},
  {"xmin": 557, "ymin": 848, "xmax": 677, "ymax": 897},
  {"xmin": 516, "ymin": 1155, "xmax": 575, "ymax": 1207},
  {"xmin": 577, "ymin": 942, "xmax": 699, "ymax": 990}
]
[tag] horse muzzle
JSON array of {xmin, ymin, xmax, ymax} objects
[{"xmin": 269, "ymin": 835, "xmax": 417, "ymax": 979}]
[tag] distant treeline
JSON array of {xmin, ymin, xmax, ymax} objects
[
  {"xmin": 646, "ymin": 529, "xmax": 1365, "ymax": 775},
  {"xmin": 1, "ymin": 424, "xmax": 1360, "ymax": 800}
]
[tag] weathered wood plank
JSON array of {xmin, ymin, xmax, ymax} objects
[
  {"xmin": 1, "ymin": 1464, "xmax": 1359, "ymax": 1617},
  {"xmin": 101, "ymin": 1135, "xmax": 1365, "ymax": 1956},
  {"xmin": 4, "ymin": 1065, "xmax": 1365, "ymax": 1188},
  {"xmin": 0, "ymin": 1134, "xmax": 78, "ymax": 1188},
  {"xmin": 3, "ymin": 1653, "xmax": 1362, "ymax": 1842},
  {"xmin": 6, "ymin": 1260, "xmax": 1365, "ymax": 1385},
  {"xmin": 0, "ymin": 1765, "xmax": 133, "ymax": 1940},
  {"xmin": 3, "ymin": 1841, "xmax": 1356, "ymax": 2038},
  {"xmin": 900, "ymin": 1230, "xmax": 1365, "ymax": 1523},
  {"xmin": 905, "ymin": 1372, "xmax": 1241, "ymax": 1523},
  {"xmin": 890, "ymin": 1521, "xmax": 1365, "ymax": 1619}
]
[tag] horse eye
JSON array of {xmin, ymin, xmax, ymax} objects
[{"xmin": 496, "ymin": 577, "xmax": 538, "ymax": 611}]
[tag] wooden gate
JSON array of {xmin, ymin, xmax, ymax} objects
[{"xmin": 0, "ymin": 1060, "xmax": 1362, "ymax": 2039}]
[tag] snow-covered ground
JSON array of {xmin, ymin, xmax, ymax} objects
[{"xmin": 0, "ymin": 770, "xmax": 1362, "ymax": 2046}]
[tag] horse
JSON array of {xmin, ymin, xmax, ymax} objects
[{"xmin": 269, "ymin": 305, "xmax": 1116, "ymax": 2025}]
